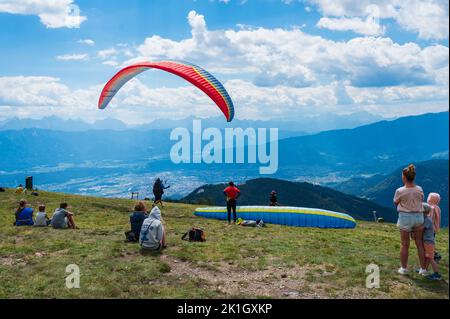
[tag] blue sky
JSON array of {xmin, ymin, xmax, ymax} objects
[{"xmin": 0, "ymin": 0, "xmax": 448, "ymax": 124}]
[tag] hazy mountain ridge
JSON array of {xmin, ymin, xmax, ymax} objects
[
  {"xmin": 0, "ymin": 112, "xmax": 447, "ymax": 203},
  {"xmin": 278, "ymin": 111, "xmax": 449, "ymax": 174},
  {"xmin": 334, "ymin": 159, "xmax": 449, "ymax": 226},
  {"xmin": 0, "ymin": 111, "xmax": 385, "ymax": 133}
]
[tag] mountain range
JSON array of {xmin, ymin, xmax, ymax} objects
[
  {"xmin": 0, "ymin": 112, "xmax": 447, "ymax": 214},
  {"xmin": 334, "ymin": 159, "xmax": 449, "ymax": 226},
  {"xmin": 0, "ymin": 111, "xmax": 385, "ymax": 134},
  {"xmin": 277, "ymin": 111, "xmax": 449, "ymax": 175}
]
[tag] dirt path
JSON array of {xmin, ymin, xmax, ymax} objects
[{"xmin": 159, "ymin": 254, "xmax": 324, "ymax": 298}]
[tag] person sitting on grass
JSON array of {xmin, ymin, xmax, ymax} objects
[
  {"xmin": 15, "ymin": 184, "xmax": 25, "ymax": 194},
  {"xmin": 125, "ymin": 201, "xmax": 149, "ymax": 242},
  {"xmin": 423, "ymin": 205, "xmax": 442, "ymax": 280},
  {"xmin": 14, "ymin": 199, "xmax": 34, "ymax": 226},
  {"xmin": 50, "ymin": 202, "xmax": 77, "ymax": 229},
  {"xmin": 34, "ymin": 204, "xmax": 51, "ymax": 227},
  {"xmin": 140, "ymin": 205, "xmax": 166, "ymax": 251}
]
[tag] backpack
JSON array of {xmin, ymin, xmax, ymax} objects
[
  {"xmin": 182, "ymin": 228, "xmax": 206, "ymax": 242},
  {"xmin": 124, "ymin": 230, "xmax": 139, "ymax": 242}
]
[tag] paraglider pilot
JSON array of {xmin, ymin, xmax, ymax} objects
[
  {"xmin": 153, "ymin": 178, "xmax": 170, "ymax": 207},
  {"xmin": 224, "ymin": 181, "xmax": 241, "ymax": 225},
  {"xmin": 269, "ymin": 190, "xmax": 280, "ymax": 206}
]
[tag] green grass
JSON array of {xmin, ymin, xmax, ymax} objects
[{"xmin": 0, "ymin": 188, "xmax": 448, "ymax": 299}]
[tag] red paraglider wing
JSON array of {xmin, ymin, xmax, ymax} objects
[{"xmin": 98, "ymin": 61, "xmax": 234, "ymax": 122}]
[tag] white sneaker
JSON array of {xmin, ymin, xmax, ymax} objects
[
  {"xmin": 418, "ymin": 268, "xmax": 428, "ymax": 276},
  {"xmin": 398, "ymin": 267, "xmax": 409, "ymax": 275}
]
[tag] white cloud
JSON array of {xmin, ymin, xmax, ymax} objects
[
  {"xmin": 1, "ymin": 10, "xmax": 447, "ymax": 123},
  {"xmin": 1, "ymin": 75, "xmax": 447, "ymax": 124},
  {"xmin": 97, "ymin": 48, "xmax": 118, "ymax": 59},
  {"xmin": 102, "ymin": 60, "xmax": 119, "ymax": 67},
  {"xmin": 0, "ymin": 0, "xmax": 86, "ymax": 28},
  {"xmin": 317, "ymin": 15, "xmax": 385, "ymax": 36},
  {"xmin": 129, "ymin": 11, "xmax": 447, "ymax": 89},
  {"xmin": 308, "ymin": 0, "xmax": 449, "ymax": 40},
  {"xmin": 0, "ymin": 76, "xmax": 103, "ymax": 122},
  {"xmin": 78, "ymin": 39, "xmax": 95, "ymax": 46},
  {"xmin": 56, "ymin": 53, "xmax": 88, "ymax": 61}
]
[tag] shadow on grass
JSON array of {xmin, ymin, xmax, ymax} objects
[
  {"xmin": 140, "ymin": 249, "xmax": 164, "ymax": 257},
  {"xmin": 410, "ymin": 276, "xmax": 449, "ymax": 296}
]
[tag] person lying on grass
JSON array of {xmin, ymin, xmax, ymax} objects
[
  {"xmin": 140, "ymin": 205, "xmax": 166, "ymax": 251},
  {"xmin": 14, "ymin": 199, "xmax": 34, "ymax": 226},
  {"xmin": 125, "ymin": 201, "xmax": 149, "ymax": 242},
  {"xmin": 34, "ymin": 204, "xmax": 51, "ymax": 227},
  {"xmin": 50, "ymin": 202, "xmax": 77, "ymax": 229}
]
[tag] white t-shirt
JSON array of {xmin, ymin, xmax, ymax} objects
[
  {"xmin": 34, "ymin": 212, "xmax": 48, "ymax": 226},
  {"xmin": 394, "ymin": 185, "xmax": 424, "ymax": 213}
]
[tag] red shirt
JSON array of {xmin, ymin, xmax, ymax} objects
[{"xmin": 224, "ymin": 186, "xmax": 240, "ymax": 199}]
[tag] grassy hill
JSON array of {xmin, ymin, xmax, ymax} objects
[
  {"xmin": 0, "ymin": 189, "xmax": 448, "ymax": 299},
  {"xmin": 181, "ymin": 178, "xmax": 397, "ymax": 222},
  {"xmin": 334, "ymin": 160, "xmax": 449, "ymax": 226}
]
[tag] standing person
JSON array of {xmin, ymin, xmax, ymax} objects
[
  {"xmin": 34, "ymin": 204, "xmax": 51, "ymax": 227},
  {"xmin": 427, "ymin": 192, "xmax": 442, "ymax": 262},
  {"xmin": 427, "ymin": 193, "xmax": 441, "ymax": 234},
  {"xmin": 422, "ymin": 207, "xmax": 442, "ymax": 280},
  {"xmin": 153, "ymin": 178, "xmax": 170, "ymax": 207},
  {"xmin": 140, "ymin": 206, "xmax": 166, "ymax": 251},
  {"xmin": 269, "ymin": 190, "xmax": 279, "ymax": 206},
  {"xmin": 14, "ymin": 199, "xmax": 34, "ymax": 226},
  {"xmin": 224, "ymin": 181, "xmax": 240, "ymax": 225},
  {"xmin": 394, "ymin": 164, "xmax": 426, "ymax": 275},
  {"xmin": 51, "ymin": 202, "xmax": 77, "ymax": 229}
]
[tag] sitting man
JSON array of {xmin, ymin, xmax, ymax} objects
[
  {"xmin": 14, "ymin": 199, "xmax": 34, "ymax": 226},
  {"xmin": 140, "ymin": 206, "xmax": 166, "ymax": 251},
  {"xmin": 50, "ymin": 202, "xmax": 77, "ymax": 229},
  {"xmin": 125, "ymin": 201, "xmax": 149, "ymax": 242}
]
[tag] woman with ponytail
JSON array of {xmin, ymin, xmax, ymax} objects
[{"xmin": 393, "ymin": 164, "xmax": 427, "ymax": 276}]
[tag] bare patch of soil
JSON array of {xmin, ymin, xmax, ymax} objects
[{"xmin": 159, "ymin": 255, "xmax": 324, "ymax": 298}]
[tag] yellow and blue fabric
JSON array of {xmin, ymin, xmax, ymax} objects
[{"xmin": 195, "ymin": 206, "xmax": 356, "ymax": 229}]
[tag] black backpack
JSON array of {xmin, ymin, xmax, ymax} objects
[{"xmin": 182, "ymin": 228, "xmax": 205, "ymax": 242}]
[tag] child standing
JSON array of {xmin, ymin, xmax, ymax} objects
[
  {"xmin": 427, "ymin": 192, "xmax": 442, "ymax": 262},
  {"xmin": 427, "ymin": 193, "xmax": 441, "ymax": 233},
  {"xmin": 423, "ymin": 207, "xmax": 441, "ymax": 280}
]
